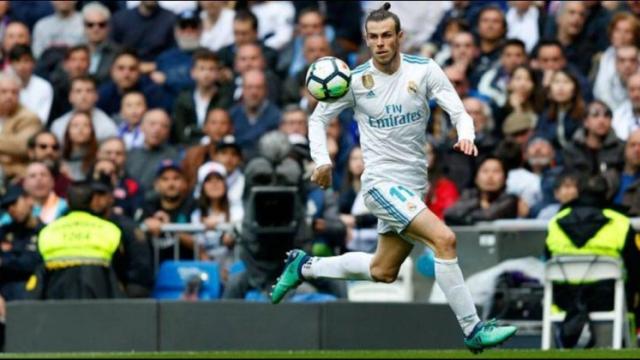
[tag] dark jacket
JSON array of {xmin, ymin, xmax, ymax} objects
[
  {"xmin": 110, "ymin": 213, "xmax": 153, "ymax": 298},
  {"xmin": 563, "ymin": 128, "xmax": 625, "ymax": 175},
  {"xmin": 229, "ymin": 101, "xmax": 281, "ymax": 159},
  {"xmin": 0, "ymin": 217, "xmax": 43, "ymax": 300},
  {"xmin": 91, "ymin": 40, "xmax": 121, "ymax": 85},
  {"xmin": 544, "ymin": 199, "xmax": 640, "ymax": 320},
  {"xmin": 171, "ymin": 84, "xmax": 234, "ymax": 145},
  {"xmin": 620, "ymin": 178, "xmax": 640, "ymax": 216},
  {"xmin": 444, "ymin": 188, "xmax": 518, "ymax": 225}
]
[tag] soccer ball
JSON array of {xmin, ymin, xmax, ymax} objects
[{"xmin": 305, "ymin": 56, "xmax": 351, "ymax": 102}]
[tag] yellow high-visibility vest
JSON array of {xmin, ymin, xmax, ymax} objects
[
  {"xmin": 546, "ymin": 208, "xmax": 628, "ymax": 258},
  {"xmin": 38, "ymin": 211, "xmax": 121, "ymax": 268}
]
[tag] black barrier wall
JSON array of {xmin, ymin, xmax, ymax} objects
[{"xmin": 6, "ymin": 301, "xmax": 466, "ymax": 352}]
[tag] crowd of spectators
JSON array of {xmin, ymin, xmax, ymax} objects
[{"xmin": 0, "ymin": 0, "xmax": 639, "ymax": 308}]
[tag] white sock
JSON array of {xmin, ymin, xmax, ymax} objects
[
  {"xmin": 434, "ymin": 257, "xmax": 481, "ymax": 337},
  {"xmin": 301, "ymin": 252, "xmax": 374, "ymax": 281}
]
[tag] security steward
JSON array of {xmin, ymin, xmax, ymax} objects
[
  {"xmin": 88, "ymin": 169, "xmax": 153, "ymax": 298},
  {"xmin": 28, "ymin": 181, "xmax": 124, "ymax": 299},
  {"xmin": 545, "ymin": 175, "xmax": 640, "ymax": 345}
]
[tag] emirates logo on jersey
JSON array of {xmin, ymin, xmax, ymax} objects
[{"xmin": 362, "ymin": 73, "xmax": 374, "ymax": 89}]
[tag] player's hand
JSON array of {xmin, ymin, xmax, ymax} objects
[
  {"xmin": 311, "ymin": 164, "xmax": 333, "ymax": 189},
  {"xmin": 453, "ymin": 139, "xmax": 478, "ymax": 157}
]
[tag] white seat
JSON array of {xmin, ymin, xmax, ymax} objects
[
  {"xmin": 347, "ymin": 257, "xmax": 414, "ymax": 302},
  {"xmin": 541, "ymin": 255, "xmax": 634, "ymax": 349}
]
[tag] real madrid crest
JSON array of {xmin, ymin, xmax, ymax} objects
[
  {"xmin": 362, "ymin": 73, "xmax": 375, "ymax": 89},
  {"xmin": 408, "ymin": 80, "xmax": 418, "ymax": 94}
]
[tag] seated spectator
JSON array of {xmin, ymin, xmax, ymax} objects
[
  {"xmin": 191, "ymin": 162, "xmax": 237, "ymax": 270},
  {"xmin": 326, "ymin": 117, "xmax": 355, "ymax": 192},
  {"xmin": 502, "ymin": 111, "xmax": 536, "ymax": 149},
  {"xmin": 495, "ymin": 65, "xmax": 544, "ymax": 132},
  {"xmin": 181, "ymin": 108, "xmax": 233, "ymax": 191},
  {"xmin": 50, "ymin": 75, "xmax": 118, "ymax": 143},
  {"xmin": 0, "ymin": 21, "xmax": 30, "ymax": 71},
  {"xmin": 60, "ymin": 111, "xmax": 98, "ymax": 181},
  {"xmin": 338, "ymin": 146, "xmax": 377, "ymax": 253},
  {"xmin": 31, "ymin": 0, "xmax": 85, "ymax": 58},
  {"xmin": 231, "ymin": 42, "xmax": 283, "ymax": 105},
  {"xmin": 615, "ymin": 129, "xmax": 640, "ymax": 215},
  {"xmin": 444, "ymin": 156, "xmax": 518, "ymax": 225},
  {"xmin": 110, "ymin": 0, "xmax": 176, "ymax": 64},
  {"xmin": 544, "ymin": 2, "xmax": 592, "ymax": 73},
  {"xmin": 495, "ymin": 138, "xmax": 541, "ymax": 218},
  {"xmin": 249, "ymin": 0, "xmax": 294, "ymax": 52},
  {"xmin": 530, "ymin": 39, "xmax": 591, "ymax": 100},
  {"xmin": 48, "ymin": 45, "xmax": 91, "ymax": 123},
  {"xmin": 474, "ymin": 6, "xmax": 507, "ymax": 81},
  {"xmin": 525, "ymin": 137, "xmax": 563, "ymax": 218},
  {"xmin": 140, "ymin": 160, "xmax": 195, "ymax": 263},
  {"xmin": 506, "ymin": 1, "xmax": 544, "ymax": 53},
  {"xmin": 216, "ymin": 9, "xmax": 278, "ymax": 76},
  {"xmin": 0, "ymin": 72, "xmax": 42, "ymax": 181},
  {"xmin": 478, "ymin": 38, "xmax": 528, "ymax": 108},
  {"xmin": 198, "ymin": 0, "xmax": 234, "ymax": 52},
  {"xmin": 543, "ymin": 175, "xmax": 640, "ymax": 346},
  {"xmin": 26, "ymin": 130, "xmax": 70, "ymax": 197},
  {"xmin": 115, "ymin": 91, "xmax": 147, "ymax": 150},
  {"xmin": 9, "ymin": 45, "xmax": 53, "ymax": 124},
  {"xmin": 593, "ymin": 12, "xmax": 640, "ymax": 111},
  {"xmin": 563, "ymin": 100, "xmax": 625, "ymax": 200},
  {"xmin": 87, "ymin": 168, "xmax": 153, "ymax": 298},
  {"xmin": 535, "ymin": 69, "xmax": 586, "ymax": 152},
  {"xmin": 594, "ymin": 45, "xmax": 639, "ymax": 112},
  {"xmin": 537, "ymin": 170, "xmax": 580, "ymax": 220},
  {"xmin": 22, "ymin": 161, "xmax": 68, "ymax": 225},
  {"xmin": 229, "ymin": 69, "xmax": 281, "ymax": 159},
  {"xmin": 440, "ymin": 31, "xmax": 480, "ymax": 85},
  {"xmin": 98, "ymin": 137, "xmax": 144, "ymax": 219},
  {"xmin": 125, "ymin": 109, "xmax": 179, "ymax": 195},
  {"xmin": 613, "ymin": 72, "xmax": 640, "ymax": 141},
  {"xmin": 152, "ymin": 9, "xmax": 204, "ymax": 97},
  {"xmin": 82, "ymin": 1, "xmax": 120, "ymax": 85},
  {"xmin": 424, "ymin": 140, "xmax": 459, "ymax": 220},
  {"xmin": 0, "ymin": 184, "xmax": 43, "ymax": 301},
  {"xmin": 97, "ymin": 49, "xmax": 169, "ymax": 116},
  {"xmin": 210, "ymin": 135, "xmax": 245, "ymax": 222},
  {"xmin": 172, "ymin": 50, "xmax": 233, "ymax": 145}
]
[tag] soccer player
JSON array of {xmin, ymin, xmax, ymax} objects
[{"xmin": 270, "ymin": 3, "xmax": 517, "ymax": 353}]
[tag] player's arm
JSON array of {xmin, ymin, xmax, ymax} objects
[
  {"xmin": 425, "ymin": 62, "xmax": 478, "ymax": 157},
  {"xmin": 308, "ymin": 92, "xmax": 354, "ymax": 189}
]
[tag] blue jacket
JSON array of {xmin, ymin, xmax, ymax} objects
[
  {"xmin": 97, "ymin": 76, "xmax": 170, "ymax": 116},
  {"xmin": 230, "ymin": 101, "xmax": 281, "ymax": 159}
]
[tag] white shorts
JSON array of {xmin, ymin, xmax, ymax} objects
[{"xmin": 363, "ymin": 182, "xmax": 427, "ymax": 236}]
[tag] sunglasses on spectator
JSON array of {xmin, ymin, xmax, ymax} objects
[
  {"xmin": 85, "ymin": 21, "xmax": 108, "ymax": 29},
  {"xmin": 36, "ymin": 143, "xmax": 60, "ymax": 150}
]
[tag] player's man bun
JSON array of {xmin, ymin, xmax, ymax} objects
[{"xmin": 366, "ymin": 1, "xmax": 401, "ymax": 33}]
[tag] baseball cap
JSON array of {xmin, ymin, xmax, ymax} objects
[
  {"xmin": 177, "ymin": 10, "xmax": 200, "ymax": 27},
  {"xmin": 216, "ymin": 135, "xmax": 242, "ymax": 153},
  {"xmin": 89, "ymin": 172, "xmax": 114, "ymax": 193},
  {"xmin": 197, "ymin": 161, "xmax": 227, "ymax": 186},
  {"xmin": 0, "ymin": 185, "xmax": 24, "ymax": 209},
  {"xmin": 156, "ymin": 159, "xmax": 182, "ymax": 177},
  {"xmin": 502, "ymin": 112, "xmax": 534, "ymax": 136}
]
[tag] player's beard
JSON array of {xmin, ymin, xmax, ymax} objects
[{"xmin": 375, "ymin": 49, "xmax": 398, "ymax": 66}]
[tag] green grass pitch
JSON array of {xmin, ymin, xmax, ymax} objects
[{"xmin": 2, "ymin": 349, "xmax": 640, "ymax": 359}]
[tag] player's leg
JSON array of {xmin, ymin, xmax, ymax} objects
[
  {"xmin": 270, "ymin": 231, "xmax": 410, "ymax": 304},
  {"xmin": 404, "ymin": 207, "xmax": 517, "ymax": 352}
]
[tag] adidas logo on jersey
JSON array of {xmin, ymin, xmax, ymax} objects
[{"xmin": 366, "ymin": 90, "xmax": 376, "ymax": 98}]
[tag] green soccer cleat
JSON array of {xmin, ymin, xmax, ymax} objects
[
  {"xmin": 270, "ymin": 249, "xmax": 310, "ymax": 304},
  {"xmin": 464, "ymin": 319, "xmax": 518, "ymax": 354}
]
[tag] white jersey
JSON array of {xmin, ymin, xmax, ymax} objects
[{"xmin": 309, "ymin": 53, "xmax": 475, "ymax": 193}]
